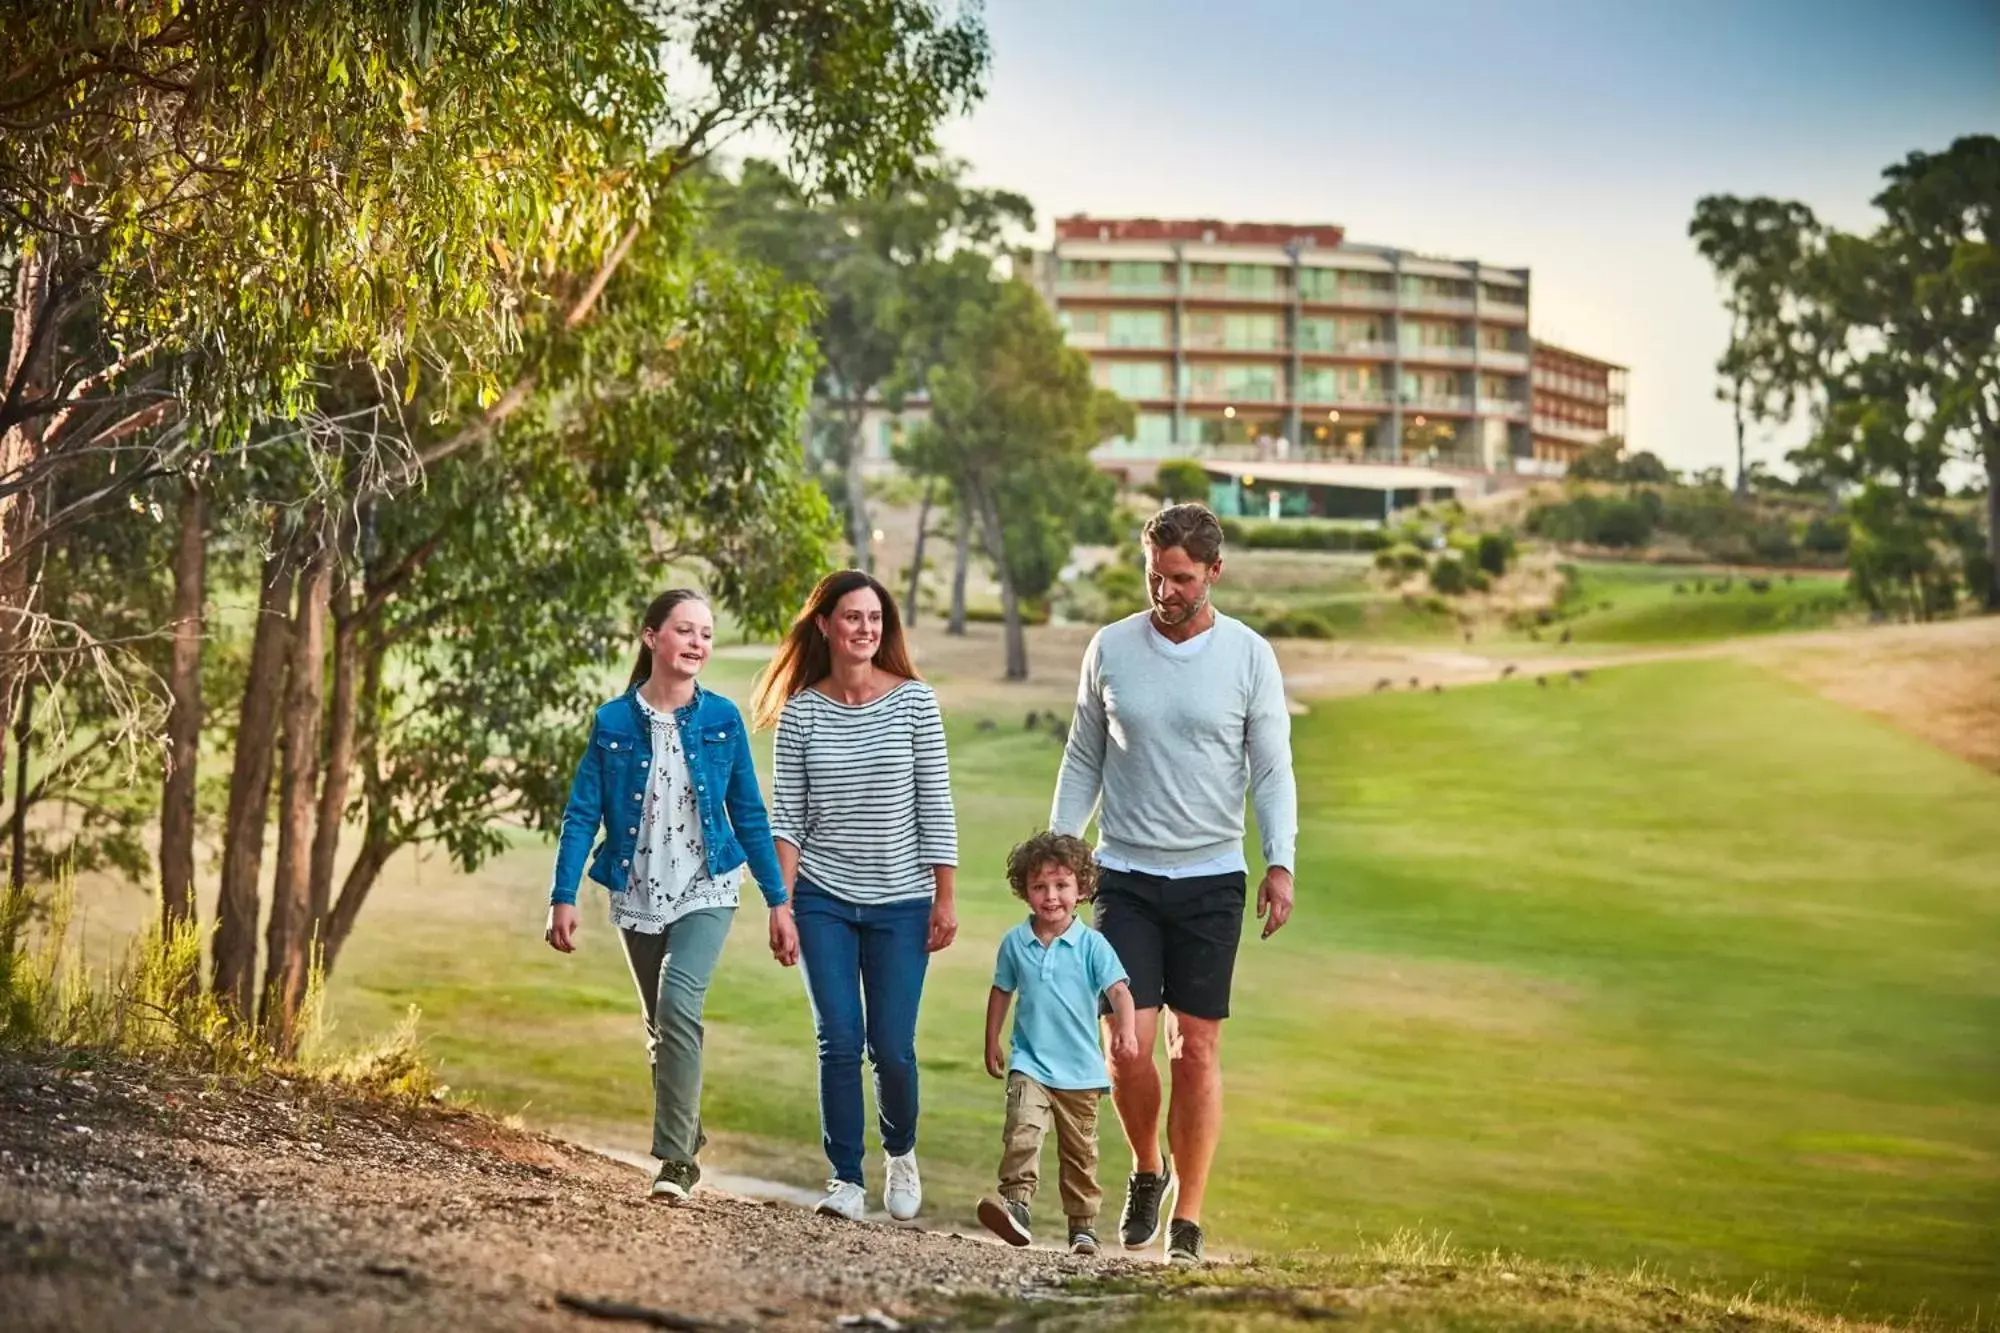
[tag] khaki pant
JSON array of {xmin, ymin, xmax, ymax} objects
[{"xmin": 998, "ymin": 1071, "xmax": 1102, "ymax": 1231}]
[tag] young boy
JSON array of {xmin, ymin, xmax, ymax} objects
[{"xmin": 978, "ymin": 832, "xmax": 1139, "ymax": 1254}]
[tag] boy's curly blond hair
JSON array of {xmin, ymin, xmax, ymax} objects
[{"xmin": 1005, "ymin": 831, "xmax": 1099, "ymax": 901}]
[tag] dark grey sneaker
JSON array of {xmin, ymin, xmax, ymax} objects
[
  {"xmin": 976, "ymin": 1194, "xmax": 1032, "ymax": 1247},
  {"xmin": 1069, "ymin": 1228, "xmax": 1099, "ymax": 1256},
  {"xmin": 649, "ymin": 1158, "xmax": 700, "ymax": 1204},
  {"xmin": 1167, "ymin": 1217, "xmax": 1204, "ymax": 1266},
  {"xmin": 1118, "ymin": 1167, "xmax": 1172, "ymax": 1249}
]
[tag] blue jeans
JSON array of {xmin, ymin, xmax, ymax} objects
[{"xmin": 794, "ymin": 881, "xmax": 932, "ymax": 1186}]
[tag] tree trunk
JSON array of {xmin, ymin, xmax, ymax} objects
[
  {"xmin": 308, "ymin": 584, "xmax": 359, "ymax": 943},
  {"xmin": 1985, "ymin": 444, "xmax": 1999, "ymax": 613},
  {"xmin": 212, "ymin": 547, "xmax": 294, "ymax": 1021},
  {"xmin": 973, "ymin": 484, "xmax": 1028, "ymax": 681},
  {"xmin": 1733, "ymin": 387, "xmax": 1748, "ymax": 501},
  {"xmin": 8, "ymin": 677, "xmax": 31, "ymax": 890},
  {"xmin": 261, "ymin": 542, "xmax": 332, "ymax": 1050},
  {"xmin": 320, "ymin": 827, "xmax": 392, "ymax": 979},
  {"xmin": 320, "ymin": 635, "xmax": 389, "ymax": 981},
  {"xmin": 843, "ymin": 410, "xmax": 872, "ymax": 574},
  {"xmin": 158, "ymin": 479, "xmax": 206, "ymax": 933},
  {"xmin": 0, "ymin": 248, "xmax": 53, "ymax": 789},
  {"xmin": 904, "ymin": 478, "xmax": 934, "ymax": 625},
  {"xmin": 947, "ymin": 504, "xmax": 970, "ymax": 637}
]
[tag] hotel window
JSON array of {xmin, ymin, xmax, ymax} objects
[
  {"xmin": 1182, "ymin": 363, "xmax": 1281, "ymax": 401},
  {"xmin": 1342, "ymin": 271, "xmax": 1393, "ymax": 296},
  {"xmin": 1101, "ymin": 360, "xmax": 1170, "ymax": 398},
  {"xmin": 1108, "ymin": 310, "xmax": 1168, "ymax": 347},
  {"xmin": 1226, "ymin": 313, "xmax": 1281, "ymax": 350},
  {"xmin": 1298, "ymin": 368, "xmax": 1336, "ymax": 401},
  {"xmin": 1062, "ymin": 309, "xmax": 1106, "ymax": 336},
  {"xmin": 1108, "ymin": 261, "xmax": 1169, "ymax": 290},
  {"xmin": 1480, "ymin": 374, "xmax": 1519, "ymax": 400},
  {"xmin": 1135, "ymin": 412, "xmax": 1175, "ymax": 445},
  {"xmin": 1297, "ymin": 316, "xmax": 1335, "ymax": 351},
  {"xmin": 1480, "ymin": 326, "xmax": 1522, "ymax": 351},
  {"xmin": 1400, "ymin": 320, "xmax": 1465, "ymax": 349},
  {"xmin": 1060, "ymin": 259, "xmax": 1107, "ymax": 283},
  {"xmin": 1297, "ymin": 269, "xmax": 1337, "ymax": 301},
  {"xmin": 1480, "ymin": 281, "xmax": 1525, "ymax": 306}
]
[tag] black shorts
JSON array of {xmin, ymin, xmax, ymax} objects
[{"xmin": 1092, "ymin": 867, "xmax": 1247, "ymax": 1021}]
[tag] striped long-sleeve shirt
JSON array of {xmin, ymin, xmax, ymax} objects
[{"xmin": 771, "ymin": 680, "xmax": 958, "ymax": 903}]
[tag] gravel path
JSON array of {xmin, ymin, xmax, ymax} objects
[{"xmin": 0, "ymin": 1052, "xmax": 1140, "ymax": 1331}]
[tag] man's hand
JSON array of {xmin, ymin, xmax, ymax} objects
[
  {"xmin": 985, "ymin": 1041, "xmax": 1006, "ymax": 1079},
  {"xmin": 1256, "ymin": 866, "xmax": 1295, "ymax": 939}
]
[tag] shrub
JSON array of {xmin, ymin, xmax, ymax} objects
[
  {"xmin": 1802, "ymin": 513, "xmax": 1851, "ymax": 555},
  {"xmin": 1150, "ymin": 459, "xmax": 1210, "ymax": 504},
  {"xmin": 1466, "ymin": 570, "xmax": 1492, "ymax": 593},
  {"xmin": 1259, "ymin": 611, "xmax": 1333, "ymax": 640},
  {"xmin": 1375, "ymin": 542, "xmax": 1428, "ymax": 574},
  {"xmin": 1591, "ymin": 498, "xmax": 1655, "ymax": 547},
  {"xmin": 1429, "ymin": 555, "xmax": 1469, "ymax": 596},
  {"xmin": 1474, "ymin": 531, "xmax": 1515, "ymax": 577}
]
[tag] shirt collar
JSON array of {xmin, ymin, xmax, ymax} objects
[
  {"xmin": 1024, "ymin": 914, "xmax": 1086, "ymax": 947},
  {"xmin": 628, "ymin": 679, "xmax": 705, "ymax": 727}
]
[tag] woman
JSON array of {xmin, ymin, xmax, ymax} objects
[
  {"xmin": 545, "ymin": 589, "xmax": 799, "ymax": 1203},
  {"xmin": 750, "ymin": 570, "xmax": 958, "ymax": 1223}
]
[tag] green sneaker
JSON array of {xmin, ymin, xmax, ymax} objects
[
  {"xmin": 977, "ymin": 1194, "xmax": 1032, "ymax": 1247},
  {"xmin": 650, "ymin": 1158, "xmax": 700, "ymax": 1204}
]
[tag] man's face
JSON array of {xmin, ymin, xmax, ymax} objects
[{"xmin": 1144, "ymin": 542, "xmax": 1221, "ymax": 626}]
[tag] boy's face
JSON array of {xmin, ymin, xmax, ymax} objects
[{"xmin": 1024, "ymin": 861, "xmax": 1081, "ymax": 928}]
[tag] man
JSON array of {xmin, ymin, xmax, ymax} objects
[{"xmin": 1050, "ymin": 502, "xmax": 1297, "ymax": 1266}]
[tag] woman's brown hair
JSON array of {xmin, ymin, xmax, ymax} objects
[{"xmin": 749, "ymin": 570, "xmax": 919, "ymax": 730}]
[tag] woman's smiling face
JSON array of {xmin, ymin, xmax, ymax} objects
[{"xmin": 819, "ymin": 585, "xmax": 883, "ymax": 666}]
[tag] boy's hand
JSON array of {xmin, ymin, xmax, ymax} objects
[
  {"xmin": 1110, "ymin": 1025, "xmax": 1140, "ymax": 1065},
  {"xmin": 985, "ymin": 1042, "xmax": 1006, "ymax": 1079}
]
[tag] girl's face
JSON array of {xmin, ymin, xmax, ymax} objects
[
  {"xmin": 645, "ymin": 599, "xmax": 714, "ymax": 682},
  {"xmin": 818, "ymin": 586, "xmax": 883, "ymax": 668}
]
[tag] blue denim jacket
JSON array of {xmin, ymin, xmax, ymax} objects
[{"xmin": 548, "ymin": 684, "xmax": 786, "ymax": 908}]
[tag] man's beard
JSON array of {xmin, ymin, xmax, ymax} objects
[{"xmin": 1153, "ymin": 586, "xmax": 1211, "ymax": 626}]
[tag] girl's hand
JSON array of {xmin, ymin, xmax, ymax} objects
[
  {"xmin": 768, "ymin": 903, "xmax": 799, "ymax": 967},
  {"xmin": 545, "ymin": 903, "xmax": 579, "ymax": 953},
  {"xmin": 927, "ymin": 894, "xmax": 958, "ymax": 954}
]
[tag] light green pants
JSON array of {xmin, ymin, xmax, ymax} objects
[{"xmin": 619, "ymin": 907, "xmax": 734, "ymax": 1163}]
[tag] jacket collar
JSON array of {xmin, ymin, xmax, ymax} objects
[{"xmin": 625, "ymin": 679, "xmax": 706, "ymax": 732}]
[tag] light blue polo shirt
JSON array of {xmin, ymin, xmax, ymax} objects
[{"xmin": 993, "ymin": 916, "xmax": 1129, "ymax": 1092}]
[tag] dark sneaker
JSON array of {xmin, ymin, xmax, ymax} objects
[
  {"xmin": 1167, "ymin": 1218, "xmax": 1205, "ymax": 1266},
  {"xmin": 649, "ymin": 1158, "xmax": 700, "ymax": 1204},
  {"xmin": 976, "ymin": 1194, "xmax": 1032, "ymax": 1247},
  {"xmin": 1119, "ymin": 1167, "xmax": 1172, "ymax": 1249},
  {"xmin": 1069, "ymin": 1228, "xmax": 1099, "ymax": 1256}
]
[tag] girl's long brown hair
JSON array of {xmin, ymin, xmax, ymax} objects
[{"xmin": 750, "ymin": 570, "xmax": 919, "ymax": 730}]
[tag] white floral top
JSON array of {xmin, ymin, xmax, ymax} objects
[{"xmin": 608, "ymin": 693, "xmax": 742, "ymax": 933}]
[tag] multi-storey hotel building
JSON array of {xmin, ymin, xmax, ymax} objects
[
  {"xmin": 1039, "ymin": 215, "xmax": 1538, "ymax": 474},
  {"xmin": 1530, "ymin": 340, "xmax": 1627, "ymax": 468}
]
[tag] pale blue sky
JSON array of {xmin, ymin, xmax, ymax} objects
[{"xmin": 937, "ymin": 0, "xmax": 1998, "ymax": 474}]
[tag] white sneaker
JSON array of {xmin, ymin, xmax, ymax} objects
[
  {"xmin": 883, "ymin": 1150, "xmax": 922, "ymax": 1221},
  {"xmin": 814, "ymin": 1179, "xmax": 866, "ymax": 1221}
]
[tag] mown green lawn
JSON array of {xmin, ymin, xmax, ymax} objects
[
  {"xmin": 327, "ymin": 657, "xmax": 1999, "ymax": 1324},
  {"xmin": 1547, "ymin": 563, "xmax": 1855, "ymax": 644}
]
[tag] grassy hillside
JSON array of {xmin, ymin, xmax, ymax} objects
[
  {"xmin": 1543, "ymin": 563, "xmax": 1855, "ymax": 644},
  {"xmin": 326, "ymin": 655, "xmax": 1999, "ymax": 1324}
]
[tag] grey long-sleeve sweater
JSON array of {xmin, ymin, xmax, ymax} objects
[{"xmin": 1050, "ymin": 611, "xmax": 1297, "ymax": 873}]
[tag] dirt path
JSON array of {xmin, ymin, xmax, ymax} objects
[{"xmin": 0, "ymin": 1053, "xmax": 1135, "ymax": 1332}]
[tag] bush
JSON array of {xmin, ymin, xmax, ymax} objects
[
  {"xmin": 1220, "ymin": 517, "xmax": 1385, "ymax": 552},
  {"xmin": 1375, "ymin": 542, "xmax": 1428, "ymax": 574},
  {"xmin": 1466, "ymin": 569, "xmax": 1492, "ymax": 593},
  {"xmin": 1802, "ymin": 513, "xmax": 1850, "ymax": 555},
  {"xmin": 1259, "ymin": 611, "xmax": 1334, "ymax": 640},
  {"xmin": 1150, "ymin": 459, "xmax": 1210, "ymax": 504},
  {"xmin": 1429, "ymin": 555, "xmax": 1470, "ymax": 596},
  {"xmin": 1474, "ymin": 531, "xmax": 1515, "ymax": 577},
  {"xmin": 1592, "ymin": 498, "xmax": 1655, "ymax": 547}
]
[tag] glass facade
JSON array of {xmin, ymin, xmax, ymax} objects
[
  {"xmin": 1108, "ymin": 309, "xmax": 1169, "ymax": 347},
  {"xmin": 1185, "ymin": 311, "xmax": 1282, "ymax": 350},
  {"xmin": 1099, "ymin": 360, "xmax": 1171, "ymax": 398},
  {"xmin": 1182, "ymin": 362, "xmax": 1282, "ymax": 401}
]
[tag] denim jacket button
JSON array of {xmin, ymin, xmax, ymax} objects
[
  {"xmin": 627, "ymin": 827, "xmax": 637, "ymax": 836},
  {"xmin": 608, "ymin": 741, "xmax": 618, "ymax": 750}
]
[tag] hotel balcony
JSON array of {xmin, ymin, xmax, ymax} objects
[
  {"xmin": 1478, "ymin": 396, "xmax": 1529, "ymax": 418},
  {"xmin": 1054, "ymin": 279, "xmax": 1177, "ymax": 299},
  {"xmin": 1402, "ymin": 345, "xmax": 1480, "ymax": 366},
  {"xmin": 1401, "ymin": 294, "xmax": 1478, "ymax": 315},
  {"xmin": 1477, "ymin": 298, "xmax": 1530, "ymax": 325},
  {"xmin": 1184, "ymin": 331, "xmax": 1287, "ymax": 353},
  {"xmin": 1299, "ymin": 388, "xmax": 1392, "ymax": 410},
  {"xmin": 1070, "ymin": 329, "xmax": 1174, "ymax": 351},
  {"xmin": 1183, "ymin": 282, "xmax": 1289, "ymax": 305},
  {"xmin": 1534, "ymin": 420, "xmax": 1610, "ymax": 446},
  {"xmin": 1298, "ymin": 340, "xmax": 1398, "ymax": 359},
  {"xmin": 1300, "ymin": 288, "xmax": 1399, "ymax": 310},
  {"xmin": 1401, "ymin": 393, "xmax": 1476, "ymax": 414},
  {"xmin": 1479, "ymin": 348, "xmax": 1531, "ymax": 372}
]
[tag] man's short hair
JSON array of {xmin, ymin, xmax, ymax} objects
[
  {"xmin": 1143, "ymin": 502, "xmax": 1225, "ymax": 566},
  {"xmin": 1005, "ymin": 831, "xmax": 1100, "ymax": 901}
]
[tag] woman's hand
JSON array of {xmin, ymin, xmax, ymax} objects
[
  {"xmin": 927, "ymin": 893, "xmax": 958, "ymax": 954},
  {"xmin": 545, "ymin": 902, "xmax": 579, "ymax": 953},
  {"xmin": 768, "ymin": 903, "xmax": 799, "ymax": 967}
]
